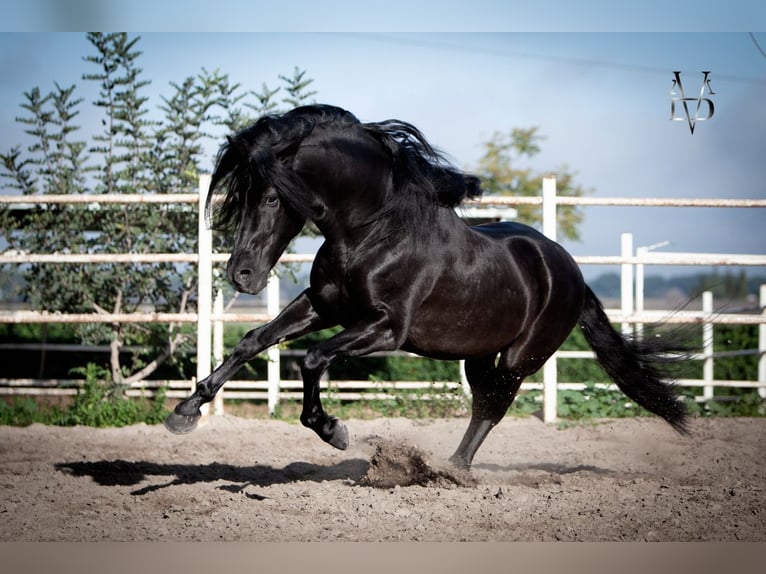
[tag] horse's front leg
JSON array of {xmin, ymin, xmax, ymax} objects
[
  {"xmin": 299, "ymin": 316, "xmax": 400, "ymax": 450},
  {"xmin": 164, "ymin": 290, "xmax": 330, "ymax": 434}
]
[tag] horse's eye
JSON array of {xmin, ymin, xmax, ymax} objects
[{"xmin": 264, "ymin": 195, "xmax": 279, "ymax": 207}]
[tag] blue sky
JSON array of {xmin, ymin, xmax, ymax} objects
[{"xmin": 1, "ymin": 24, "xmax": 765, "ymax": 280}]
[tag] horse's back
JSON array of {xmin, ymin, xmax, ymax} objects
[
  {"xmin": 471, "ymin": 220, "xmax": 549, "ymax": 241},
  {"xmin": 470, "ymin": 220, "xmax": 580, "ymax": 274}
]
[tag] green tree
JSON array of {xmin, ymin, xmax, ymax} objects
[
  {"xmin": 475, "ymin": 127, "xmax": 590, "ymax": 241},
  {"xmin": 279, "ymin": 67, "xmax": 318, "ymax": 108},
  {"xmin": 0, "ymin": 33, "xmax": 318, "ymax": 387}
]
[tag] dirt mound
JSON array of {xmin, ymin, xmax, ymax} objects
[{"xmin": 363, "ymin": 439, "xmax": 476, "ymax": 488}]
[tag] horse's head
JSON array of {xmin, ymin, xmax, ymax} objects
[
  {"xmin": 208, "ymin": 134, "xmax": 306, "ymax": 295},
  {"xmin": 227, "ymin": 185, "xmax": 305, "ymax": 294}
]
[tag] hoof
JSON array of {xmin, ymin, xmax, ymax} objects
[
  {"xmin": 164, "ymin": 411, "xmax": 201, "ymax": 435},
  {"xmin": 326, "ymin": 418, "xmax": 349, "ymax": 450},
  {"xmin": 447, "ymin": 453, "xmax": 471, "ymax": 470}
]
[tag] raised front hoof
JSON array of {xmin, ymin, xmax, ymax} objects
[
  {"xmin": 163, "ymin": 410, "xmax": 201, "ymax": 435},
  {"xmin": 326, "ymin": 419, "xmax": 349, "ymax": 450},
  {"xmin": 302, "ymin": 413, "xmax": 349, "ymax": 450}
]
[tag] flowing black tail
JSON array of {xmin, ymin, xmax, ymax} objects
[{"xmin": 578, "ymin": 286, "xmax": 689, "ymax": 434}]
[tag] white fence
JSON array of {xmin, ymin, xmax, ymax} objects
[{"xmin": 1, "ymin": 175, "xmax": 765, "ymax": 423}]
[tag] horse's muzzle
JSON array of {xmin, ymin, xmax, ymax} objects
[{"xmin": 227, "ymin": 256, "xmax": 268, "ymax": 295}]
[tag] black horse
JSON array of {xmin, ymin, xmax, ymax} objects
[{"xmin": 165, "ymin": 104, "xmax": 688, "ymax": 469}]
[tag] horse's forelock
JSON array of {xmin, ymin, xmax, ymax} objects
[{"xmin": 206, "ymin": 136, "xmax": 255, "ymax": 231}]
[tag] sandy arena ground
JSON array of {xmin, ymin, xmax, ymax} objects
[{"xmin": 1, "ymin": 415, "xmax": 764, "ymax": 541}]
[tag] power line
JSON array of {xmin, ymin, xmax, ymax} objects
[
  {"xmin": 340, "ymin": 33, "xmax": 766, "ymax": 85},
  {"xmin": 749, "ymin": 32, "xmax": 766, "ymax": 60}
]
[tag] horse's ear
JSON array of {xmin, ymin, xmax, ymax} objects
[{"xmin": 226, "ymin": 134, "xmax": 252, "ymax": 158}]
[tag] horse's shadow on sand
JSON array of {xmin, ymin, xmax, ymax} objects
[
  {"xmin": 55, "ymin": 458, "xmax": 370, "ymax": 497},
  {"xmin": 56, "ymin": 457, "xmax": 620, "ymax": 497}
]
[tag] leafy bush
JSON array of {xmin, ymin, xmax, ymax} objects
[
  {"xmin": 556, "ymin": 381, "xmax": 649, "ymax": 420},
  {"xmin": 0, "ymin": 397, "xmax": 60, "ymax": 426},
  {"xmin": 60, "ymin": 364, "xmax": 168, "ymax": 427},
  {"xmin": 0, "ymin": 363, "xmax": 168, "ymax": 427},
  {"xmin": 682, "ymin": 388, "xmax": 766, "ymax": 418}
]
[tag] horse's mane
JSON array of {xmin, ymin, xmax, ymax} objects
[
  {"xmin": 207, "ymin": 104, "xmax": 482, "ymax": 230},
  {"xmin": 361, "ymin": 119, "xmax": 482, "ymax": 209}
]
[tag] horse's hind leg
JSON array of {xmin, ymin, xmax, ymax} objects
[
  {"xmin": 450, "ymin": 320, "xmax": 571, "ymax": 468},
  {"xmin": 449, "ymin": 341, "xmax": 557, "ymax": 469},
  {"xmin": 448, "ymin": 354, "xmax": 524, "ymax": 469}
]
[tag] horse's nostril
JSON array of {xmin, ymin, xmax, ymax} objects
[{"xmin": 232, "ymin": 268, "xmax": 254, "ymax": 290}]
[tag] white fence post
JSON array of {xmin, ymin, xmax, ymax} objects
[
  {"xmin": 267, "ymin": 272, "xmax": 281, "ymax": 415},
  {"xmin": 541, "ymin": 176, "xmax": 557, "ymax": 240},
  {"xmin": 759, "ymin": 285, "xmax": 766, "ymax": 399},
  {"xmin": 459, "ymin": 360, "xmax": 470, "ymax": 400},
  {"xmin": 635, "ymin": 246, "xmax": 646, "ymax": 341},
  {"xmin": 212, "ymin": 288, "xmax": 225, "ymax": 415},
  {"xmin": 702, "ymin": 291, "xmax": 714, "ymax": 401},
  {"xmin": 541, "ymin": 176, "xmax": 558, "ymax": 424},
  {"xmin": 197, "ymin": 174, "xmax": 213, "ymax": 418},
  {"xmin": 621, "ymin": 233, "xmax": 634, "ymax": 337}
]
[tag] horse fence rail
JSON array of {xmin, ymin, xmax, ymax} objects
[{"xmin": 1, "ymin": 175, "xmax": 765, "ymax": 422}]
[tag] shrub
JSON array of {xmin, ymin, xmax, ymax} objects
[{"xmin": 0, "ymin": 363, "xmax": 168, "ymax": 427}]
